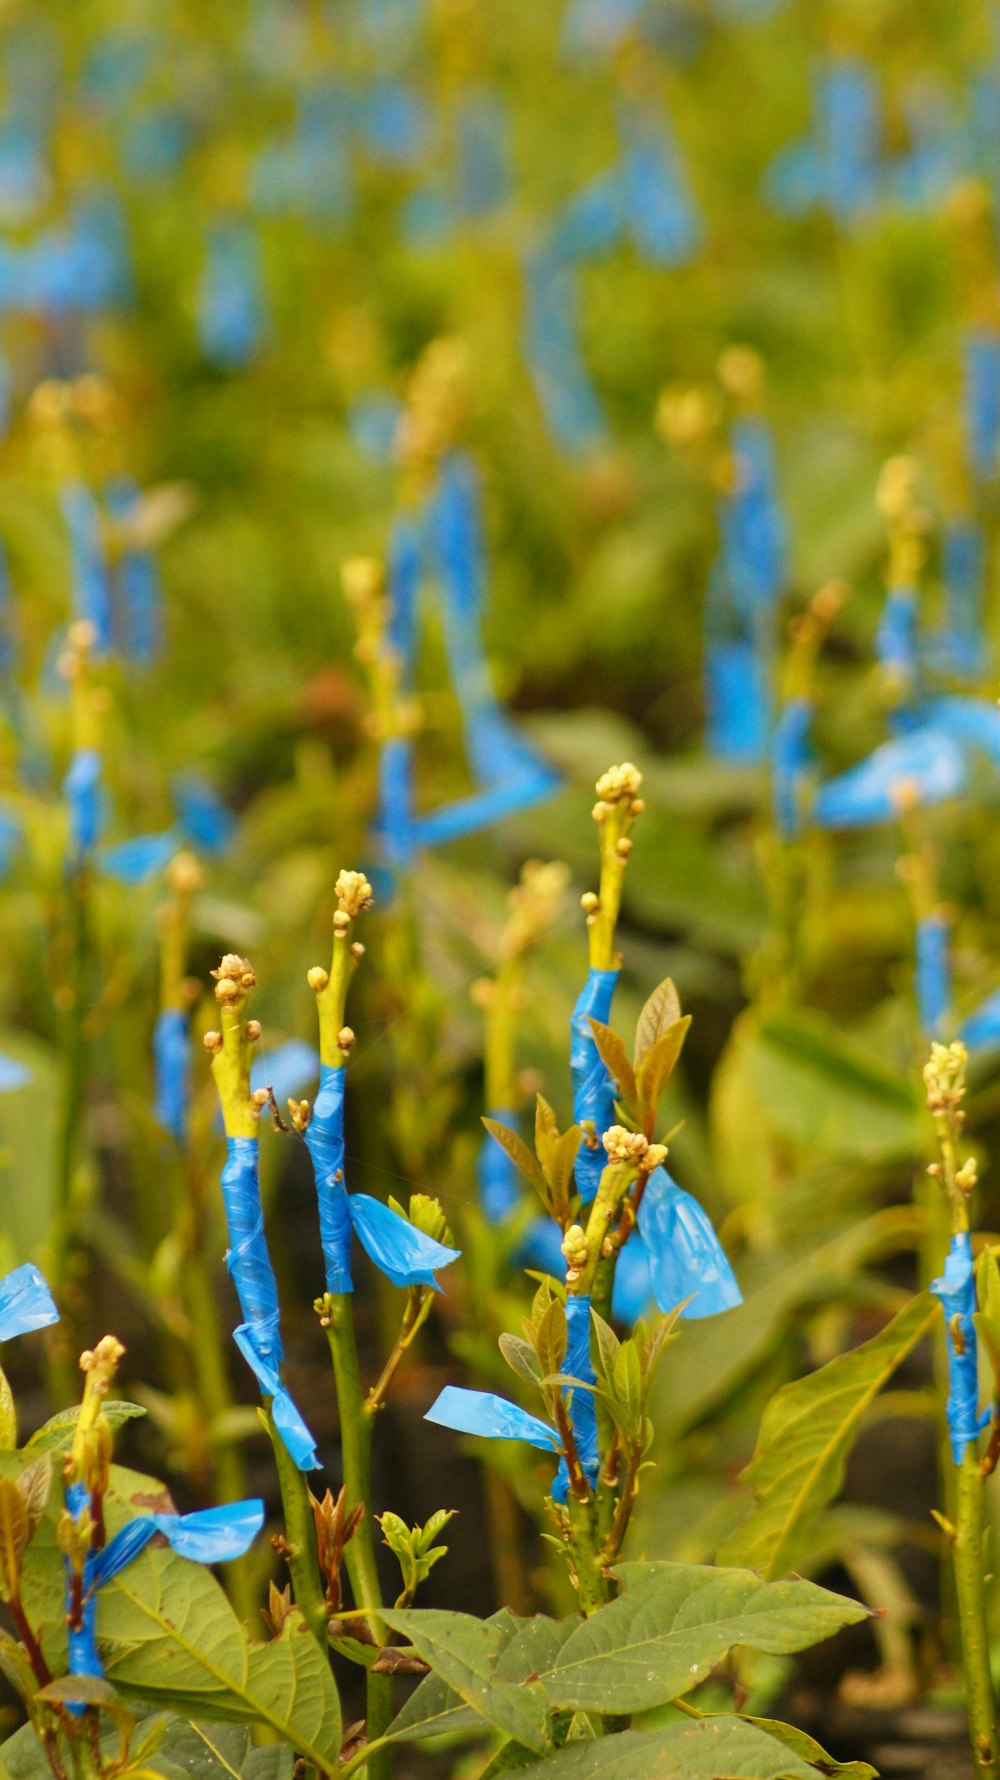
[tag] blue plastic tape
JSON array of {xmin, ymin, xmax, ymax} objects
[
  {"xmin": 220, "ymin": 1135, "xmax": 318, "ymax": 1470},
  {"xmin": 931, "ymin": 1231, "xmax": 989, "ymax": 1464},
  {"xmin": 570, "ymin": 968, "xmax": 620, "ymax": 1202},
  {"xmin": 553, "ymin": 1293, "xmax": 599, "ymax": 1504},
  {"xmin": 0, "ymin": 1264, "xmax": 58, "ymax": 1342},
  {"xmin": 771, "ymin": 696, "xmax": 814, "ymax": 837},
  {"xmin": 916, "ymin": 914, "xmax": 951, "ymax": 1040},
  {"xmin": 637, "ymin": 1168, "xmax": 742, "ymax": 1319},
  {"xmin": 478, "ymin": 1108, "xmax": 522, "ymax": 1224},
  {"xmin": 153, "ymin": 1008, "xmax": 190, "ymax": 1142},
  {"xmin": 424, "ymin": 1385, "xmax": 560, "ymax": 1451}
]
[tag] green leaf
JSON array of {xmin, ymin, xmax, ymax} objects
[
  {"xmin": 536, "ymin": 1301, "xmax": 568, "ymax": 1384},
  {"xmin": 384, "ymin": 1664, "xmax": 482, "ymax": 1742},
  {"xmin": 718, "ymin": 1293, "xmax": 937, "ymax": 1578},
  {"xmin": 8, "ymin": 1457, "xmax": 342, "ymax": 1773},
  {"xmin": 745, "ymin": 1012, "xmax": 922, "ymax": 1163},
  {"xmin": 500, "ymin": 1334, "xmax": 543, "ymax": 1387},
  {"xmin": 538, "ymin": 1563, "xmax": 868, "ymax": 1714},
  {"xmin": 0, "ymin": 1030, "xmax": 59, "ymax": 1268},
  {"xmin": 143, "ymin": 1717, "xmax": 296, "ymax": 1778},
  {"xmin": 634, "ymin": 978, "xmax": 682, "ymax": 1073},
  {"xmin": 742, "ymin": 1717, "xmax": 877, "ymax": 1779},
  {"xmin": 380, "ymin": 1608, "xmax": 553, "ymax": 1753},
  {"xmin": 611, "ymin": 1342, "xmax": 643, "ymax": 1436},
  {"xmin": 586, "ymin": 1020, "xmax": 637, "ymax": 1106},
  {"xmin": 483, "ymin": 1119, "xmax": 549, "ymax": 1203},
  {"xmin": 0, "ymin": 1477, "xmax": 29, "ymax": 1599},
  {"xmin": 590, "ymin": 1310, "xmax": 621, "ymax": 1388},
  {"xmin": 26, "ymin": 1402, "xmax": 147, "ymax": 1451},
  {"xmin": 636, "ymin": 1018, "xmax": 691, "ymax": 1124},
  {"xmin": 479, "ymin": 1716, "xmax": 821, "ymax": 1778}
]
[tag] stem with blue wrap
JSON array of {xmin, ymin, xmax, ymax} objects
[
  {"xmin": 205, "ymin": 954, "xmax": 328, "ymax": 1652},
  {"xmin": 305, "ymin": 871, "xmax": 394, "ymax": 1780},
  {"xmin": 925, "ymin": 1041, "xmax": 996, "ymax": 1778}
]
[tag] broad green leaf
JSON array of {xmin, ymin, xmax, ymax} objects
[
  {"xmin": 538, "ymin": 1563, "xmax": 867, "ymax": 1713},
  {"xmin": 718, "ymin": 1293, "xmax": 938, "ymax": 1578},
  {"xmin": 634, "ymin": 978, "xmax": 682, "ymax": 1072},
  {"xmin": 746, "ymin": 1012, "xmax": 922, "ymax": 1162},
  {"xmin": 479, "ymin": 1741, "xmax": 544, "ymax": 1777},
  {"xmin": 485, "ymin": 1715, "xmax": 820, "ymax": 1778},
  {"xmin": 499, "ymin": 1335, "xmax": 543, "ymax": 1386},
  {"xmin": 0, "ymin": 1030, "xmax": 59, "ymax": 1269},
  {"xmin": 142, "ymin": 1717, "xmax": 296, "ymax": 1778},
  {"xmin": 381, "ymin": 1608, "xmax": 552, "ymax": 1753},
  {"xmin": 4, "ymin": 1456, "xmax": 342, "ymax": 1773},
  {"xmin": 483, "ymin": 1119, "xmax": 549, "ymax": 1201},
  {"xmin": 586, "ymin": 1020, "xmax": 636, "ymax": 1106},
  {"xmin": 742, "ymin": 1717, "xmax": 877, "ymax": 1779},
  {"xmin": 590, "ymin": 1310, "xmax": 620, "ymax": 1387},
  {"xmin": 385, "ymin": 1665, "xmax": 483, "ymax": 1743},
  {"xmin": 0, "ymin": 1478, "xmax": 29, "ymax": 1598},
  {"xmin": 536, "ymin": 1301, "xmax": 567, "ymax": 1383},
  {"xmin": 26, "ymin": 1402, "xmax": 147, "ymax": 1451}
]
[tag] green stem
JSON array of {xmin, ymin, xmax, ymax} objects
[
  {"xmin": 48, "ymin": 872, "xmax": 91, "ymax": 1403},
  {"xmin": 953, "ymin": 1446, "xmax": 997, "ymax": 1777},
  {"xmin": 566, "ymin": 1492, "xmax": 609, "ymax": 1616},
  {"xmin": 324, "ymin": 1298, "xmax": 394, "ymax": 1780},
  {"xmin": 265, "ymin": 1403, "xmax": 328, "ymax": 1651}
]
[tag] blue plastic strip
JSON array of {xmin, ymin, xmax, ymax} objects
[
  {"xmin": 154, "ymin": 1008, "xmax": 190, "ymax": 1142},
  {"xmin": 59, "ymin": 484, "xmax": 113, "ymax": 654},
  {"xmin": 425, "ymin": 1386, "xmax": 561, "ymax": 1451},
  {"xmin": 940, "ymin": 522, "xmax": 985, "ymax": 676},
  {"xmin": 962, "ymin": 985, "xmax": 1000, "ymax": 1052},
  {"xmin": 771, "ymin": 696, "xmax": 814, "ymax": 837},
  {"xmin": 172, "ymin": 773, "xmax": 235, "ymax": 854},
  {"xmin": 919, "ymin": 695, "xmax": 1000, "ymax": 769},
  {"xmin": 303, "ymin": 1063, "xmax": 354, "ymax": 1294},
  {"xmin": 618, "ymin": 104, "xmax": 700, "ymax": 266},
  {"xmin": 91, "ymin": 1498, "xmax": 264, "ymax": 1589},
  {"xmin": 220, "ymin": 1135, "xmax": 318, "ymax": 1470},
  {"xmin": 813, "ymin": 726, "xmax": 966, "ymax": 829},
  {"xmin": 916, "ymin": 914, "xmax": 951, "ymax": 1040},
  {"xmin": 103, "ymin": 476, "xmax": 162, "ymax": 664},
  {"xmin": 348, "ymin": 1193, "xmax": 460, "ymax": 1291},
  {"xmin": 101, "ymin": 829, "xmax": 178, "ymax": 884},
  {"xmin": 611, "ymin": 1233, "xmax": 653, "ymax": 1324},
  {"xmin": 570, "ymin": 968, "xmax": 620, "ymax": 1203},
  {"xmin": 64, "ymin": 748, "xmax": 103, "ymax": 863},
  {"xmin": 455, "ymin": 91, "xmax": 510, "ymax": 216},
  {"xmin": 0, "ymin": 1055, "xmax": 29, "ymax": 1091},
  {"xmin": 199, "ymin": 221, "xmax": 264, "ymax": 369},
  {"xmin": 553, "ymin": 1294, "xmax": 599, "ymax": 1504},
  {"xmin": 875, "ymin": 587, "xmax": 919, "ymax": 685},
  {"xmin": 0, "ymin": 1264, "xmax": 58, "ymax": 1342},
  {"xmin": 931, "ymin": 1232, "xmax": 988, "ymax": 1464},
  {"xmin": 522, "ymin": 248, "xmax": 606, "ymax": 454},
  {"xmin": 964, "ymin": 327, "xmax": 1000, "ymax": 483},
  {"xmin": 705, "ymin": 639, "xmax": 770, "ymax": 763},
  {"xmin": 636, "ymin": 1167, "xmax": 742, "ymax": 1319},
  {"xmin": 304, "ymin": 1064, "xmax": 459, "ymax": 1294},
  {"xmin": 478, "ymin": 1108, "xmax": 521, "ymax": 1224}
]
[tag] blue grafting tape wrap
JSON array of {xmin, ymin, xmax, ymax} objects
[
  {"xmin": 59, "ymin": 483, "xmax": 113, "ymax": 653},
  {"xmin": 153, "ymin": 1008, "xmax": 190, "ymax": 1142},
  {"xmin": 104, "ymin": 475, "xmax": 162, "ymax": 664},
  {"xmin": 478, "ymin": 1108, "xmax": 521, "ymax": 1224},
  {"xmin": 64, "ymin": 748, "xmax": 103, "ymax": 862},
  {"xmin": 198, "ymin": 220, "xmax": 264, "ymax": 370},
  {"xmin": 875, "ymin": 587, "xmax": 919, "ymax": 685},
  {"xmin": 0, "ymin": 1263, "xmax": 58, "ymax": 1342},
  {"xmin": 618, "ymin": 102, "xmax": 700, "ymax": 267},
  {"xmin": 637, "ymin": 1168, "xmax": 742, "ymax": 1320},
  {"xmin": 571, "ymin": 968, "xmax": 620, "ymax": 1202},
  {"xmin": 64, "ymin": 1481, "xmax": 101, "ymax": 1706},
  {"xmin": 705, "ymin": 639, "xmax": 770, "ymax": 764},
  {"xmin": 931, "ymin": 1231, "xmax": 988, "ymax": 1464},
  {"xmin": 102, "ymin": 830, "xmax": 179, "ymax": 884},
  {"xmin": 552, "ymin": 1293, "xmax": 599, "ymax": 1505},
  {"xmin": 722, "ymin": 419, "xmax": 787, "ymax": 616},
  {"xmin": 963, "ymin": 985, "xmax": 1000, "ymax": 1053},
  {"xmin": 940, "ymin": 523, "xmax": 985, "ymax": 677},
  {"xmin": 304, "ymin": 1064, "xmax": 460, "ymax": 1293},
  {"xmin": 771, "ymin": 696, "xmax": 814, "ymax": 838},
  {"xmin": 303, "ymin": 1062, "xmax": 354, "ymax": 1294},
  {"xmin": 425, "ymin": 1385, "xmax": 561, "ymax": 1451},
  {"xmin": 916, "ymin": 914, "xmax": 951, "ymax": 1040},
  {"xmin": 522, "ymin": 248, "xmax": 606, "ymax": 455},
  {"xmin": 919, "ymin": 694, "xmax": 1000, "ymax": 769},
  {"xmin": 964, "ymin": 327, "xmax": 1000, "ymax": 483},
  {"xmin": 220, "ymin": 1135, "xmax": 318, "ymax": 1470},
  {"xmin": 813, "ymin": 726, "xmax": 966, "ymax": 830}
]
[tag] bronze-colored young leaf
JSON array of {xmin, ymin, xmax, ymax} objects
[
  {"xmin": 0, "ymin": 1477, "xmax": 29, "ymax": 1601},
  {"xmin": 16, "ymin": 1454, "xmax": 52, "ymax": 1531},
  {"xmin": 586, "ymin": 1019, "xmax": 637, "ymax": 1106},
  {"xmin": 536, "ymin": 1300, "xmax": 568, "ymax": 1384},
  {"xmin": 590, "ymin": 1310, "xmax": 621, "ymax": 1390},
  {"xmin": 634, "ymin": 978, "xmax": 682, "ymax": 1072},
  {"xmin": 482, "ymin": 1117, "xmax": 549, "ymax": 1203},
  {"xmin": 548, "ymin": 1126, "xmax": 583, "ymax": 1222},
  {"xmin": 635, "ymin": 1016, "xmax": 691, "ymax": 1126}
]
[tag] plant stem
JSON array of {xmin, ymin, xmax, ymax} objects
[
  {"xmin": 48, "ymin": 871, "xmax": 91, "ymax": 1404},
  {"xmin": 953, "ymin": 1445, "xmax": 997, "ymax": 1777},
  {"xmin": 324, "ymin": 1297, "xmax": 394, "ymax": 1780},
  {"xmin": 265, "ymin": 1402, "xmax": 328, "ymax": 1650},
  {"xmin": 566, "ymin": 1492, "xmax": 609, "ymax": 1615}
]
